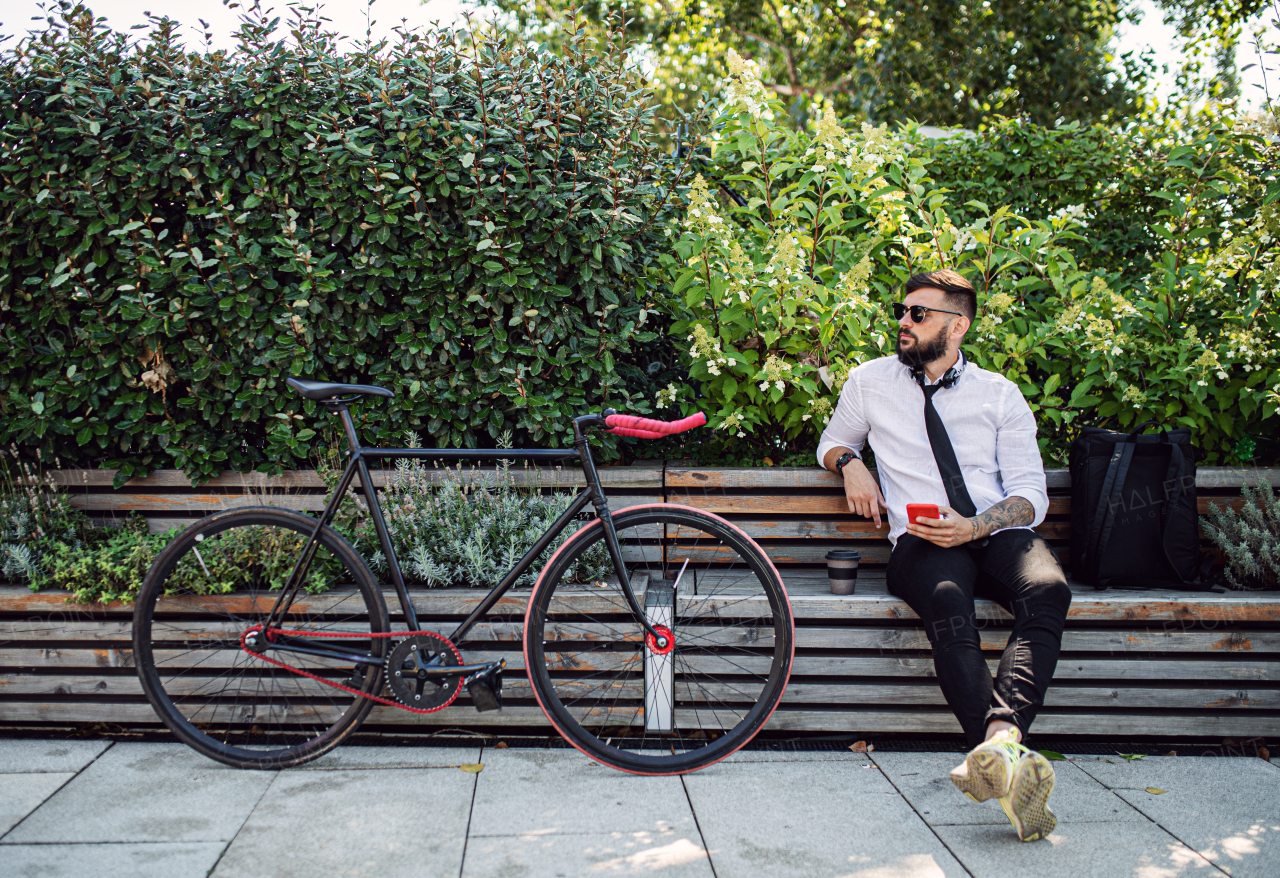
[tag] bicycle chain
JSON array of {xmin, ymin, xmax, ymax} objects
[{"xmin": 238, "ymin": 626, "xmax": 463, "ymax": 715}]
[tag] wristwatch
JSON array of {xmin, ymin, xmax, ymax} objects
[{"xmin": 833, "ymin": 451, "xmax": 858, "ymax": 476}]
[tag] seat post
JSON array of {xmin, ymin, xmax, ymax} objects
[{"xmin": 329, "ymin": 404, "xmax": 362, "ymax": 454}]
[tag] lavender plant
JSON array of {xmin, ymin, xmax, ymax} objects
[
  {"xmin": 0, "ymin": 453, "xmax": 88, "ymax": 585},
  {"xmin": 1204, "ymin": 479, "xmax": 1280, "ymax": 591},
  {"xmin": 374, "ymin": 434, "xmax": 611, "ymax": 588}
]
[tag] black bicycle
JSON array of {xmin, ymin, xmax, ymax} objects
[{"xmin": 132, "ymin": 377, "xmax": 794, "ymax": 774}]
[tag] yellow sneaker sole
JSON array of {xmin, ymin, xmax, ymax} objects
[
  {"xmin": 950, "ymin": 746, "xmax": 1016, "ymax": 803},
  {"xmin": 1000, "ymin": 751, "xmax": 1057, "ymax": 842}
]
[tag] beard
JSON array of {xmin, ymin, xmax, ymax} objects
[{"xmin": 896, "ymin": 323, "xmax": 950, "ymax": 370}]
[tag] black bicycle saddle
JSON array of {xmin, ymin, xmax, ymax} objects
[{"xmin": 285, "ymin": 377, "xmax": 395, "ymax": 401}]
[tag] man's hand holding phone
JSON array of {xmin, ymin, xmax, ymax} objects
[
  {"xmin": 841, "ymin": 457, "xmax": 887, "ymax": 528},
  {"xmin": 905, "ymin": 504, "xmax": 975, "ymax": 547}
]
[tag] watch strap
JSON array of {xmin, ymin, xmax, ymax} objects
[{"xmin": 834, "ymin": 451, "xmax": 857, "ymax": 475}]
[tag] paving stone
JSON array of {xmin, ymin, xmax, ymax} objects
[
  {"xmin": 212, "ymin": 767, "xmax": 474, "ymax": 878},
  {"xmin": 462, "ymin": 831, "xmax": 714, "ymax": 878},
  {"xmin": 0, "ymin": 773, "xmax": 73, "ymax": 837},
  {"xmin": 298, "ymin": 745, "xmax": 483, "ymax": 770},
  {"xmin": 0, "ymin": 842, "xmax": 226, "ymax": 878},
  {"xmin": 933, "ymin": 820, "xmax": 1219, "ymax": 878},
  {"xmin": 0, "ymin": 739, "xmax": 111, "ymax": 773},
  {"xmin": 684, "ymin": 758, "xmax": 967, "ymax": 878},
  {"xmin": 1072, "ymin": 755, "xmax": 1280, "ymax": 878},
  {"xmin": 4, "ymin": 743, "xmax": 275, "ymax": 843},
  {"xmin": 872, "ymin": 751, "xmax": 1144, "ymax": 825},
  {"xmin": 467, "ymin": 750, "xmax": 697, "ymax": 838}
]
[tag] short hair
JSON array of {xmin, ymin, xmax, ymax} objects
[{"xmin": 905, "ymin": 269, "xmax": 976, "ymax": 322}]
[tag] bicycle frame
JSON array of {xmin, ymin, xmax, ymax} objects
[{"xmin": 259, "ymin": 401, "xmax": 660, "ymax": 668}]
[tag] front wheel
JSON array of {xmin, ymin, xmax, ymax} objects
[{"xmin": 523, "ymin": 504, "xmax": 793, "ymax": 774}]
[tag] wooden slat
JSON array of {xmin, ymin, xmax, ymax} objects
[
  {"xmin": 69, "ymin": 492, "xmax": 660, "ymax": 516},
  {"xmin": 664, "ymin": 466, "xmax": 1274, "ymax": 491},
  {"xmin": 8, "ymin": 674, "xmax": 1278, "ymax": 713},
  {"xmin": 47, "ymin": 465, "xmax": 664, "ymax": 490},
  {"xmin": 17, "ymin": 618, "xmax": 1277, "ymax": 653},
  {"xmin": 7, "ymin": 584, "xmax": 1280, "ymax": 624},
  {"xmin": 7, "ymin": 644, "xmax": 1280, "ymax": 682},
  {"xmin": 666, "ymin": 545, "xmax": 893, "ymax": 565},
  {"xmin": 672, "ymin": 520, "xmax": 1070, "ymax": 540},
  {"xmin": 674, "ymin": 491, "xmax": 1067, "ymax": 519}
]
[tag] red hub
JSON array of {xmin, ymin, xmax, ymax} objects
[{"xmin": 646, "ymin": 624, "xmax": 675, "ymax": 655}]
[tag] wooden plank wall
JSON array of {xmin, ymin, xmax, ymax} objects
[
  {"xmin": 3, "ymin": 581, "xmax": 1279, "ymax": 737},
  {"xmin": 3, "ymin": 464, "xmax": 1279, "ymax": 737}
]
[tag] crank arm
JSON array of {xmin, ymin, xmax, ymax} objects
[
  {"xmin": 429, "ymin": 659, "xmax": 505, "ymax": 678},
  {"xmin": 265, "ymin": 638, "xmax": 382, "ymax": 667}
]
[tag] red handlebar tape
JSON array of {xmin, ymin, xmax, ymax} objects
[{"xmin": 604, "ymin": 412, "xmax": 707, "ymax": 439}]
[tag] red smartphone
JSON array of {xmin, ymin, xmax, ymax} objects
[{"xmin": 906, "ymin": 503, "xmax": 942, "ymax": 524}]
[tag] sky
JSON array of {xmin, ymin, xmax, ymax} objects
[{"xmin": 0, "ymin": 0, "xmax": 1274, "ymax": 111}]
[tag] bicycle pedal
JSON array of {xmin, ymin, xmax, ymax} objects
[{"xmin": 467, "ymin": 668, "xmax": 504, "ymax": 713}]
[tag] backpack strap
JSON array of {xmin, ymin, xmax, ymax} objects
[
  {"xmin": 1157, "ymin": 442, "xmax": 1214, "ymax": 589},
  {"xmin": 1087, "ymin": 439, "xmax": 1135, "ymax": 589}
]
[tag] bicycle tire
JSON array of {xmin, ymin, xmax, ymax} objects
[
  {"xmin": 523, "ymin": 504, "xmax": 793, "ymax": 774},
  {"xmin": 133, "ymin": 507, "xmax": 390, "ymax": 769}
]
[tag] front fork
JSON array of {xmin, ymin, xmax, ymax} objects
[{"xmin": 572, "ymin": 418, "xmax": 670, "ymax": 651}]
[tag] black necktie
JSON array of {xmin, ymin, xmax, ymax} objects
[{"xmin": 921, "ymin": 383, "xmax": 977, "ymax": 518}]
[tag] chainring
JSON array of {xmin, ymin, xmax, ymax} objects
[{"xmin": 385, "ymin": 633, "xmax": 463, "ymax": 710}]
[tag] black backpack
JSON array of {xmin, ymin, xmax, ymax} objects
[{"xmin": 1068, "ymin": 420, "xmax": 1214, "ymax": 590}]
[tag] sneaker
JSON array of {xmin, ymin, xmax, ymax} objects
[
  {"xmin": 949, "ymin": 729, "xmax": 1026, "ymax": 803},
  {"xmin": 999, "ymin": 750, "xmax": 1057, "ymax": 842}
]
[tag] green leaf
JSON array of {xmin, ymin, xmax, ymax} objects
[{"xmin": 672, "ymin": 269, "xmax": 697, "ymax": 296}]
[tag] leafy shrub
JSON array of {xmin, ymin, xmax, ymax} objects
[
  {"xmin": 373, "ymin": 444, "xmax": 611, "ymax": 588},
  {"xmin": 1204, "ymin": 479, "xmax": 1280, "ymax": 591},
  {"xmin": 922, "ymin": 117, "xmax": 1177, "ymax": 280},
  {"xmin": 0, "ymin": 3, "xmax": 677, "ymax": 486},
  {"xmin": 37, "ymin": 514, "xmax": 162, "ymax": 603},
  {"xmin": 659, "ymin": 51, "xmax": 1280, "ymax": 465}
]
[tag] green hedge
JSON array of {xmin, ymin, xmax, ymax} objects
[{"xmin": 0, "ymin": 7, "xmax": 678, "ymax": 485}]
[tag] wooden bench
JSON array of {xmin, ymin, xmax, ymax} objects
[{"xmin": 2, "ymin": 464, "xmax": 1278, "ymax": 738}]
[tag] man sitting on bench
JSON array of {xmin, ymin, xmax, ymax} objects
[{"xmin": 817, "ymin": 269, "xmax": 1071, "ymax": 843}]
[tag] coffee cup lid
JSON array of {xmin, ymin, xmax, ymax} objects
[{"xmin": 825, "ymin": 549, "xmax": 861, "ymax": 561}]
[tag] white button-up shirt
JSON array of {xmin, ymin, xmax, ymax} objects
[{"xmin": 816, "ymin": 354, "xmax": 1049, "ymax": 546}]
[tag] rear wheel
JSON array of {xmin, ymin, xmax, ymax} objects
[
  {"xmin": 132, "ymin": 507, "xmax": 389, "ymax": 769},
  {"xmin": 523, "ymin": 504, "xmax": 793, "ymax": 774}
]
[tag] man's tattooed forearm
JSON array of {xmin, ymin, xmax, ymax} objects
[{"xmin": 968, "ymin": 496, "xmax": 1035, "ymax": 541}]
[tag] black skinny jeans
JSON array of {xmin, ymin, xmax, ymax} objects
[{"xmin": 887, "ymin": 528, "xmax": 1071, "ymax": 746}]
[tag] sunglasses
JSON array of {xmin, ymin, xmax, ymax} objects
[{"xmin": 892, "ymin": 302, "xmax": 962, "ymax": 323}]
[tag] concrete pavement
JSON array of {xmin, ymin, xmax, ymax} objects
[{"xmin": 0, "ymin": 737, "xmax": 1276, "ymax": 878}]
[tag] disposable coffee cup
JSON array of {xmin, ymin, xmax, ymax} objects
[{"xmin": 825, "ymin": 549, "xmax": 860, "ymax": 595}]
